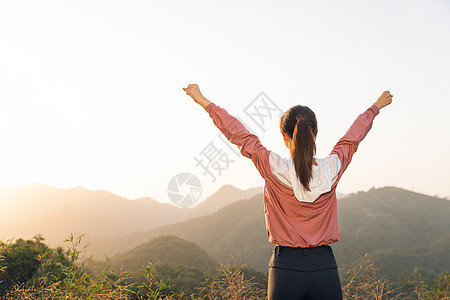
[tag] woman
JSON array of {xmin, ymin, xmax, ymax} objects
[{"xmin": 183, "ymin": 84, "xmax": 393, "ymax": 299}]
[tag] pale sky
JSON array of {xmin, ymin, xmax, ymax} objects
[{"xmin": 0, "ymin": 0, "xmax": 449, "ymax": 204}]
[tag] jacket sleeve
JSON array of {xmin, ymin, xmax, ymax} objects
[
  {"xmin": 330, "ymin": 104, "xmax": 380, "ymax": 181},
  {"xmin": 205, "ymin": 102, "xmax": 271, "ymax": 180}
]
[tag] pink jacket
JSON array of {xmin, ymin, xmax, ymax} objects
[{"xmin": 205, "ymin": 102, "xmax": 380, "ymax": 247}]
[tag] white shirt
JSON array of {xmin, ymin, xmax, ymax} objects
[{"xmin": 269, "ymin": 152, "xmax": 342, "ymax": 203}]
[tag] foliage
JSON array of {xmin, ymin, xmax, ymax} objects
[
  {"xmin": 1, "ymin": 233, "xmax": 137, "ymax": 299},
  {"xmin": 196, "ymin": 257, "xmax": 266, "ymax": 300},
  {"xmin": 150, "ymin": 262, "xmax": 209, "ymax": 295},
  {"xmin": 342, "ymin": 254, "xmax": 450, "ymax": 300},
  {"xmin": 0, "ymin": 239, "xmax": 12, "ymax": 285},
  {"xmin": 1, "ymin": 234, "xmax": 449, "ymax": 299},
  {"xmin": 342, "ymin": 253, "xmax": 403, "ymax": 299},
  {"xmin": 406, "ymin": 270, "xmax": 450, "ymax": 300},
  {"xmin": 0, "ymin": 234, "xmax": 71, "ymax": 295},
  {"xmin": 0, "ymin": 234, "xmax": 266, "ymax": 299}
]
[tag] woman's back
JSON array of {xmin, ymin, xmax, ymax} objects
[
  {"xmin": 203, "ymin": 100, "xmax": 382, "ymax": 247},
  {"xmin": 183, "ymin": 84, "xmax": 393, "ymax": 299}
]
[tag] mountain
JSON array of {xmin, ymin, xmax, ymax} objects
[
  {"xmin": 96, "ymin": 187, "xmax": 450, "ymax": 279},
  {"xmin": 110, "ymin": 235, "xmax": 219, "ymax": 273},
  {"xmin": 335, "ymin": 187, "xmax": 450, "ymax": 277},
  {"xmin": 83, "ymin": 191, "xmax": 270, "ymax": 264},
  {"xmin": 0, "ymin": 183, "xmax": 262, "ymax": 244},
  {"xmin": 3, "ymin": 183, "xmax": 447, "ymax": 280},
  {"xmin": 184, "ymin": 184, "xmax": 263, "ymax": 219}
]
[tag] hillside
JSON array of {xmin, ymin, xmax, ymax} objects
[
  {"xmin": 110, "ymin": 235, "xmax": 219, "ymax": 273},
  {"xmin": 335, "ymin": 187, "xmax": 450, "ymax": 277},
  {"xmin": 88, "ymin": 193, "xmax": 271, "ymax": 266},
  {"xmin": 0, "ymin": 183, "xmax": 262, "ymax": 244},
  {"xmin": 98, "ymin": 187, "xmax": 450, "ymax": 279}
]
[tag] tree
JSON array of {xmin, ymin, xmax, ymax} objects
[{"xmin": 0, "ymin": 235, "xmax": 71, "ymax": 295}]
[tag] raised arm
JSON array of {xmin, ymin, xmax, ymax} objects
[
  {"xmin": 330, "ymin": 91, "xmax": 393, "ymax": 181},
  {"xmin": 183, "ymin": 84, "xmax": 272, "ymax": 179}
]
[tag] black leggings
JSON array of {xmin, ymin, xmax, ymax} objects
[{"xmin": 267, "ymin": 244, "xmax": 343, "ymax": 300}]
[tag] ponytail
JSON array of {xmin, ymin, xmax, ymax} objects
[
  {"xmin": 280, "ymin": 105, "xmax": 318, "ymax": 192},
  {"xmin": 290, "ymin": 119, "xmax": 316, "ymax": 192}
]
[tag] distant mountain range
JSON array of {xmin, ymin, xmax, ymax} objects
[
  {"xmin": 0, "ymin": 183, "xmax": 262, "ymax": 242},
  {"xmin": 2, "ymin": 183, "xmax": 448, "ymax": 281},
  {"xmin": 94, "ymin": 187, "xmax": 450, "ymax": 280}
]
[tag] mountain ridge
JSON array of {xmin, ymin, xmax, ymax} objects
[
  {"xmin": 87, "ymin": 186, "xmax": 449, "ymax": 277},
  {"xmin": 0, "ymin": 182, "xmax": 262, "ymax": 243}
]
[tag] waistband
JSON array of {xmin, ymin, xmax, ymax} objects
[{"xmin": 273, "ymin": 244, "xmax": 333, "ymax": 255}]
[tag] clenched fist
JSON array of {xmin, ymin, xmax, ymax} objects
[
  {"xmin": 374, "ymin": 91, "xmax": 393, "ymax": 110},
  {"xmin": 183, "ymin": 84, "xmax": 205, "ymax": 102},
  {"xmin": 183, "ymin": 84, "xmax": 211, "ymax": 109}
]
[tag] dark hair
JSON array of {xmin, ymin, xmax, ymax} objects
[{"xmin": 279, "ymin": 105, "xmax": 318, "ymax": 192}]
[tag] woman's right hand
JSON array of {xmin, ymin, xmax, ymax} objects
[{"xmin": 374, "ymin": 91, "xmax": 393, "ymax": 110}]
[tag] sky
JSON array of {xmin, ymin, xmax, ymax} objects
[{"xmin": 0, "ymin": 0, "xmax": 449, "ymax": 204}]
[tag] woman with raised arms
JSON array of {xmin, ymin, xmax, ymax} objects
[{"xmin": 183, "ymin": 84, "xmax": 393, "ymax": 300}]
